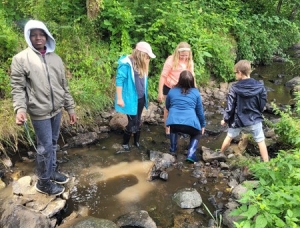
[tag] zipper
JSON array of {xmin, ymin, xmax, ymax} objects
[{"xmin": 42, "ymin": 55, "xmax": 55, "ymax": 114}]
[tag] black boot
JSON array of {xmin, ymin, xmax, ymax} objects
[
  {"xmin": 169, "ymin": 133, "xmax": 178, "ymax": 156},
  {"xmin": 134, "ymin": 130, "xmax": 141, "ymax": 148},
  {"xmin": 122, "ymin": 130, "xmax": 131, "ymax": 151},
  {"xmin": 186, "ymin": 139, "xmax": 199, "ymax": 163}
]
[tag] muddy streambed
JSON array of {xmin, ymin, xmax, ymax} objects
[{"xmin": 11, "ymin": 122, "xmax": 230, "ymax": 227}]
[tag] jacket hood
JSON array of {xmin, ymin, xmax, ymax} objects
[
  {"xmin": 233, "ymin": 78, "xmax": 265, "ymax": 97},
  {"xmin": 117, "ymin": 55, "xmax": 131, "ymax": 65},
  {"xmin": 24, "ymin": 20, "xmax": 56, "ymax": 53}
]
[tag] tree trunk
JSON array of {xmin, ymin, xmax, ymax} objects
[
  {"xmin": 86, "ymin": 0, "xmax": 102, "ymax": 19},
  {"xmin": 289, "ymin": 3, "xmax": 299, "ymax": 21},
  {"xmin": 276, "ymin": 0, "xmax": 283, "ymax": 14}
]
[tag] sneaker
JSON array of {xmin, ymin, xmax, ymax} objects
[
  {"xmin": 35, "ymin": 180, "xmax": 65, "ymax": 196},
  {"xmin": 51, "ymin": 171, "xmax": 69, "ymax": 184}
]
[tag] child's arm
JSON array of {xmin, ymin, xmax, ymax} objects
[
  {"xmin": 259, "ymin": 87, "xmax": 267, "ymax": 112},
  {"xmin": 222, "ymin": 88, "xmax": 237, "ymax": 124}
]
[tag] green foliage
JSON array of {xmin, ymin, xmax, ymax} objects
[
  {"xmin": 234, "ymin": 14, "xmax": 300, "ymax": 64},
  {"xmin": 271, "ymin": 93, "xmax": 300, "ymax": 148},
  {"xmin": 0, "ymin": 9, "xmax": 20, "ymax": 98},
  {"xmin": 97, "ymin": 0, "xmax": 133, "ymax": 54},
  {"xmin": 0, "ymin": 67, "xmax": 11, "ymax": 99},
  {"xmin": 54, "ymin": 24, "xmax": 115, "ymax": 113},
  {"xmin": 232, "ymin": 150, "xmax": 300, "ymax": 227}
]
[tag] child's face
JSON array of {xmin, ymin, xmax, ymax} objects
[
  {"xmin": 179, "ymin": 51, "xmax": 190, "ymax": 61},
  {"xmin": 30, "ymin": 29, "xmax": 47, "ymax": 52},
  {"xmin": 235, "ymin": 70, "xmax": 242, "ymax": 80}
]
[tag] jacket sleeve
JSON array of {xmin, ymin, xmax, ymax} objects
[
  {"xmin": 61, "ymin": 60, "xmax": 76, "ymax": 114},
  {"xmin": 195, "ymin": 92, "xmax": 206, "ymax": 128},
  {"xmin": 115, "ymin": 64, "xmax": 128, "ymax": 87},
  {"xmin": 10, "ymin": 56, "xmax": 27, "ymax": 114},
  {"xmin": 259, "ymin": 86, "xmax": 267, "ymax": 112},
  {"xmin": 223, "ymin": 87, "xmax": 236, "ymax": 123}
]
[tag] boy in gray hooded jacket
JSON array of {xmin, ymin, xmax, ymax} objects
[{"xmin": 10, "ymin": 20, "xmax": 77, "ymax": 195}]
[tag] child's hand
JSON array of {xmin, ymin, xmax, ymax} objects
[
  {"xmin": 16, "ymin": 112, "xmax": 27, "ymax": 125},
  {"xmin": 117, "ymin": 98, "xmax": 125, "ymax": 107},
  {"xmin": 220, "ymin": 120, "xmax": 226, "ymax": 126}
]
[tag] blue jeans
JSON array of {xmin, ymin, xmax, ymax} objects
[{"xmin": 32, "ymin": 112, "xmax": 62, "ymax": 181}]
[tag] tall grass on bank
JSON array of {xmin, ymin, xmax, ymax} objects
[{"xmin": 0, "ymin": 99, "xmax": 28, "ymax": 155}]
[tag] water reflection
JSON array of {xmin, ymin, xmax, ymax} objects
[{"xmin": 253, "ymin": 59, "xmax": 300, "ymax": 105}]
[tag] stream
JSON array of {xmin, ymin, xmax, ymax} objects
[{"xmin": 2, "ymin": 55, "xmax": 300, "ymax": 227}]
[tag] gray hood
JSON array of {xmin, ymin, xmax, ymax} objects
[{"xmin": 24, "ymin": 19, "xmax": 56, "ymax": 53}]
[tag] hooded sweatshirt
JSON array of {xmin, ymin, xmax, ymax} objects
[
  {"xmin": 10, "ymin": 20, "xmax": 75, "ymax": 120},
  {"xmin": 223, "ymin": 78, "xmax": 267, "ymax": 128}
]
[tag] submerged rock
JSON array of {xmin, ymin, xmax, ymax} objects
[
  {"xmin": 115, "ymin": 210, "xmax": 157, "ymax": 228},
  {"xmin": 61, "ymin": 216, "xmax": 119, "ymax": 228}
]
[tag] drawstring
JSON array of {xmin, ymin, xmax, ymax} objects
[{"xmin": 24, "ymin": 120, "xmax": 38, "ymax": 153}]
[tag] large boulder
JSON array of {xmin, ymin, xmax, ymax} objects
[{"xmin": 0, "ymin": 203, "xmax": 52, "ymax": 228}]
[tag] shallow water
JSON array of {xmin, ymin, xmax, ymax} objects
[{"xmin": 60, "ymin": 125, "xmax": 230, "ymax": 227}]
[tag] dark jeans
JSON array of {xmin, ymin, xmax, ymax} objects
[
  {"xmin": 125, "ymin": 96, "xmax": 145, "ymax": 133},
  {"xmin": 31, "ymin": 111, "xmax": 62, "ymax": 181},
  {"xmin": 169, "ymin": 124, "xmax": 201, "ymax": 141}
]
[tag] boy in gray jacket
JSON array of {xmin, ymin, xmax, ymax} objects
[{"xmin": 10, "ymin": 20, "xmax": 77, "ymax": 195}]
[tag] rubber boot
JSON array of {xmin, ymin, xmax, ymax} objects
[
  {"xmin": 169, "ymin": 133, "xmax": 178, "ymax": 156},
  {"xmin": 134, "ymin": 130, "xmax": 141, "ymax": 148},
  {"xmin": 122, "ymin": 130, "xmax": 131, "ymax": 151},
  {"xmin": 186, "ymin": 139, "xmax": 199, "ymax": 162}
]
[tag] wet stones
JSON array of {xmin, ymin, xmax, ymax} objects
[
  {"xmin": 201, "ymin": 146, "xmax": 227, "ymax": 163},
  {"xmin": 172, "ymin": 188, "xmax": 202, "ymax": 209}
]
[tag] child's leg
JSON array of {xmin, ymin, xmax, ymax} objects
[
  {"xmin": 257, "ymin": 140, "xmax": 269, "ymax": 162},
  {"xmin": 220, "ymin": 135, "xmax": 233, "ymax": 153}
]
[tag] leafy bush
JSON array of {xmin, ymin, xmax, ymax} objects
[
  {"xmin": 271, "ymin": 92, "xmax": 300, "ymax": 148},
  {"xmin": 54, "ymin": 25, "xmax": 116, "ymax": 113},
  {"xmin": 0, "ymin": 8, "xmax": 20, "ymax": 98},
  {"xmin": 234, "ymin": 15, "xmax": 300, "ymax": 64},
  {"xmin": 232, "ymin": 150, "xmax": 300, "ymax": 228}
]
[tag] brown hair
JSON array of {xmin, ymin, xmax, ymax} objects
[
  {"xmin": 175, "ymin": 70, "xmax": 195, "ymax": 94},
  {"xmin": 234, "ymin": 60, "xmax": 252, "ymax": 76},
  {"xmin": 131, "ymin": 49, "xmax": 149, "ymax": 77},
  {"xmin": 172, "ymin": 42, "xmax": 193, "ymax": 70}
]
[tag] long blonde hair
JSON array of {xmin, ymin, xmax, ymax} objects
[
  {"xmin": 131, "ymin": 49, "xmax": 149, "ymax": 77},
  {"xmin": 172, "ymin": 42, "xmax": 193, "ymax": 70}
]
